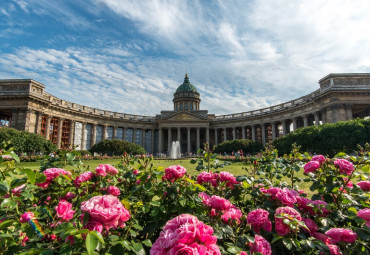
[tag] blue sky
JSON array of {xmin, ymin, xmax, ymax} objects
[{"xmin": 1, "ymin": 0, "xmax": 370, "ymax": 116}]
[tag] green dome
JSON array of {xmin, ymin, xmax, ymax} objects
[{"xmin": 175, "ymin": 74, "xmax": 198, "ymax": 93}]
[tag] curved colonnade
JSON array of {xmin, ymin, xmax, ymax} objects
[{"xmin": 0, "ymin": 73, "xmax": 369, "ymax": 155}]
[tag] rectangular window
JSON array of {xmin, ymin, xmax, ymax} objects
[{"xmin": 61, "ymin": 120, "xmax": 70, "ymax": 148}]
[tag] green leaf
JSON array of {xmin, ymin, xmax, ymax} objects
[
  {"xmin": 90, "ymin": 230, "xmax": 104, "ymax": 244},
  {"xmin": 227, "ymin": 246, "xmax": 241, "ymax": 254},
  {"xmin": 142, "ymin": 239, "xmax": 152, "ymax": 247},
  {"xmin": 1, "ymin": 198, "xmax": 17, "ymax": 209},
  {"xmin": 283, "ymin": 238, "xmax": 293, "ymax": 250},
  {"xmin": 60, "ymin": 244, "xmax": 72, "ymax": 255},
  {"xmin": 36, "ymin": 173, "xmax": 46, "ymax": 183},
  {"xmin": 131, "ymin": 241, "xmax": 144, "ymax": 252},
  {"xmin": 21, "ymin": 169, "xmax": 36, "ymax": 184},
  {"xmin": 10, "ymin": 151, "xmax": 20, "ymax": 163},
  {"xmin": 271, "ymin": 235, "xmax": 282, "ymax": 244},
  {"xmin": 86, "ymin": 232, "xmax": 99, "ymax": 255},
  {"xmin": 0, "ymin": 220, "xmax": 14, "ymax": 230},
  {"xmin": 0, "ymin": 181, "xmax": 9, "ymax": 194}
]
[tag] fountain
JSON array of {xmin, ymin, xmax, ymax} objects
[{"xmin": 170, "ymin": 141, "xmax": 181, "ymax": 159}]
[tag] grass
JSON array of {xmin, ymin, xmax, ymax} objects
[{"xmin": 3, "ymin": 157, "xmax": 311, "ymax": 192}]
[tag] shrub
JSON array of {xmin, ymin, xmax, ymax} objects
[
  {"xmin": 89, "ymin": 139, "xmax": 146, "ymax": 156},
  {"xmin": 273, "ymin": 119, "xmax": 370, "ymax": 156},
  {"xmin": 0, "ymin": 127, "xmax": 57, "ymax": 154},
  {"xmin": 214, "ymin": 139, "xmax": 263, "ymax": 155}
]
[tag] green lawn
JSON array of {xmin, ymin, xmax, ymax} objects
[{"xmin": 4, "ymin": 157, "xmax": 311, "ymax": 192}]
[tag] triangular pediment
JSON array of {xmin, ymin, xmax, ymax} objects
[{"xmin": 159, "ymin": 111, "xmax": 208, "ymax": 122}]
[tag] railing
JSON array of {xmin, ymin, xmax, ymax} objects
[{"xmin": 214, "ymin": 89, "xmax": 320, "ymax": 120}]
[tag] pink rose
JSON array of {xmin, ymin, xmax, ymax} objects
[
  {"xmin": 311, "ymin": 155, "xmax": 326, "ymax": 165},
  {"xmin": 105, "ymin": 165, "xmax": 119, "ymax": 175},
  {"xmin": 334, "ymin": 159, "xmax": 355, "ymax": 175},
  {"xmin": 36, "ymin": 168, "xmax": 72, "ymax": 188},
  {"xmin": 11, "ymin": 184, "xmax": 26, "ymax": 196},
  {"xmin": 357, "ymin": 181, "xmax": 370, "ymax": 191},
  {"xmin": 133, "ymin": 169, "xmax": 139, "ymax": 175},
  {"xmin": 218, "ymin": 171, "xmax": 239, "ymax": 188},
  {"xmin": 73, "ymin": 171, "xmax": 94, "ymax": 187},
  {"xmin": 55, "ymin": 200, "xmax": 75, "ymax": 221},
  {"xmin": 209, "ymin": 195, "xmax": 232, "ymax": 211},
  {"xmin": 304, "ymin": 161, "xmax": 320, "ymax": 174},
  {"xmin": 162, "ymin": 165, "xmax": 187, "ymax": 182},
  {"xmin": 249, "ymin": 234, "xmax": 272, "ymax": 255},
  {"xmin": 84, "ymin": 220, "xmax": 104, "ymax": 233},
  {"xmin": 221, "ymin": 207, "xmax": 243, "ymax": 224},
  {"xmin": 247, "ymin": 209, "xmax": 272, "ymax": 233},
  {"xmin": 357, "ymin": 208, "xmax": 370, "ymax": 227},
  {"xmin": 198, "ymin": 192, "xmax": 211, "ymax": 206},
  {"xmin": 277, "ymin": 188, "xmax": 298, "ymax": 207},
  {"xmin": 325, "ymin": 228, "xmax": 358, "ymax": 243},
  {"xmin": 303, "ymin": 218, "xmax": 318, "ymax": 236},
  {"xmin": 95, "ymin": 165, "xmax": 108, "ymax": 176},
  {"xmin": 19, "ymin": 212, "xmax": 35, "ymax": 223},
  {"xmin": 81, "ymin": 195, "xmax": 130, "ymax": 230},
  {"xmin": 274, "ymin": 207, "xmax": 302, "ymax": 236},
  {"xmin": 150, "ymin": 214, "xmax": 221, "ymax": 255},
  {"xmin": 197, "ymin": 172, "xmax": 214, "ymax": 184},
  {"xmin": 326, "ymin": 244, "xmax": 343, "ymax": 255},
  {"xmin": 314, "ymin": 232, "xmax": 334, "ymax": 245},
  {"xmin": 239, "ymin": 252, "xmax": 248, "ymax": 255},
  {"xmin": 107, "ymin": 186, "xmax": 121, "ymax": 196}
]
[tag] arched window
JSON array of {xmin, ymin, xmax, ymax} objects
[
  {"xmin": 185, "ymin": 103, "xmax": 188, "ymax": 110},
  {"xmin": 180, "ymin": 103, "xmax": 183, "ymax": 110},
  {"xmin": 190, "ymin": 102, "xmax": 193, "ymax": 110}
]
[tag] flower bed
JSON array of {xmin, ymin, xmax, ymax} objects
[{"xmin": 0, "ymin": 144, "xmax": 369, "ymax": 254}]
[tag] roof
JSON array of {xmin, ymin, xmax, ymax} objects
[{"xmin": 175, "ymin": 74, "xmax": 198, "ymax": 93}]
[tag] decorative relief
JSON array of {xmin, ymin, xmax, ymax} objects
[
  {"xmin": 0, "ymin": 84, "xmax": 28, "ymax": 91},
  {"xmin": 321, "ymin": 80, "xmax": 330, "ymax": 88},
  {"xmin": 171, "ymin": 113, "xmax": 198, "ymax": 121},
  {"xmin": 333, "ymin": 78, "xmax": 370, "ymax": 85}
]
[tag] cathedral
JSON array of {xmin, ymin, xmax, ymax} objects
[{"xmin": 0, "ymin": 73, "xmax": 369, "ymax": 154}]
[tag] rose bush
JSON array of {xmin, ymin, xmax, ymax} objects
[{"xmin": 0, "ymin": 141, "xmax": 369, "ymax": 254}]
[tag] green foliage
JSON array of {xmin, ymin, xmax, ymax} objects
[
  {"xmin": 214, "ymin": 139, "xmax": 263, "ymax": 155},
  {"xmin": 0, "ymin": 128, "xmax": 57, "ymax": 155},
  {"xmin": 273, "ymin": 119, "xmax": 370, "ymax": 156},
  {"xmin": 89, "ymin": 139, "xmax": 146, "ymax": 156},
  {"xmin": 191, "ymin": 143, "xmax": 231, "ymax": 171}
]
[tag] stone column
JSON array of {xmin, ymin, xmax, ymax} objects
[
  {"xmin": 113, "ymin": 126, "xmax": 117, "ymax": 139},
  {"xmin": 292, "ymin": 118, "xmax": 298, "ymax": 131},
  {"xmin": 91, "ymin": 124, "xmax": 97, "ymax": 146},
  {"xmin": 271, "ymin": 122, "xmax": 276, "ymax": 140},
  {"xmin": 206, "ymin": 127, "xmax": 209, "ymax": 144},
  {"xmin": 251, "ymin": 125, "xmax": 256, "ymax": 141},
  {"xmin": 103, "ymin": 125, "xmax": 107, "ymax": 140},
  {"xmin": 168, "ymin": 128, "xmax": 172, "ymax": 152},
  {"xmin": 132, "ymin": 128, "xmax": 136, "ymax": 143},
  {"xmin": 36, "ymin": 112, "xmax": 43, "ymax": 134},
  {"xmin": 303, "ymin": 115, "xmax": 309, "ymax": 127},
  {"xmin": 123, "ymin": 127, "xmax": 127, "ymax": 141},
  {"xmin": 57, "ymin": 118, "xmax": 64, "ymax": 148},
  {"xmin": 223, "ymin": 127, "xmax": 227, "ymax": 142},
  {"xmin": 196, "ymin": 127, "xmax": 200, "ymax": 151},
  {"xmin": 45, "ymin": 115, "xmax": 52, "ymax": 140},
  {"xmin": 158, "ymin": 128, "xmax": 163, "ymax": 153},
  {"xmin": 10, "ymin": 109, "xmax": 18, "ymax": 129},
  {"xmin": 69, "ymin": 121, "xmax": 75, "ymax": 146},
  {"xmin": 282, "ymin": 120, "xmax": 288, "ymax": 136},
  {"xmin": 242, "ymin": 126, "xmax": 246, "ymax": 139},
  {"xmin": 142, "ymin": 129, "xmax": 146, "ymax": 149},
  {"xmin": 314, "ymin": 112, "xmax": 320, "ymax": 126},
  {"xmin": 214, "ymin": 129, "xmax": 218, "ymax": 146},
  {"xmin": 177, "ymin": 127, "xmax": 181, "ymax": 142},
  {"xmin": 345, "ymin": 104, "xmax": 353, "ymax": 120},
  {"xmin": 81, "ymin": 122, "xmax": 86, "ymax": 150},
  {"xmin": 261, "ymin": 124, "xmax": 266, "ymax": 145},
  {"xmin": 187, "ymin": 127, "xmax": 191, "ymax": 153},
  {"xmin": 321, "ymin": 109, "xmax": 327, "ymax": 124},
  {"xmin": 151, "ymin": 129, "xmax": 155, "ymax": 154},
  {"xmin": 232, "ymin": 127, "xmax": 236, "ymax": 140}
]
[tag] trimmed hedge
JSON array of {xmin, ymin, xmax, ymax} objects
[
  {"xmin": 272, "ymin": 118, "xmax": 370, "ymax": 156},
  {"xmin": 0, "ymin": 127, "xmax": 57, "ymax": 154},
  {"xmin": 89, "ymin": 139, "xmax": 146, "ymax": 156},
  {"xmin": 214, "ymin": 139, "xmax": 264, "ymax": 155}
]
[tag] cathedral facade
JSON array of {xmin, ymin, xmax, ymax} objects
[{"xmin": 0, "ymin": 73, "xmax": 369, "ymax": 154}]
